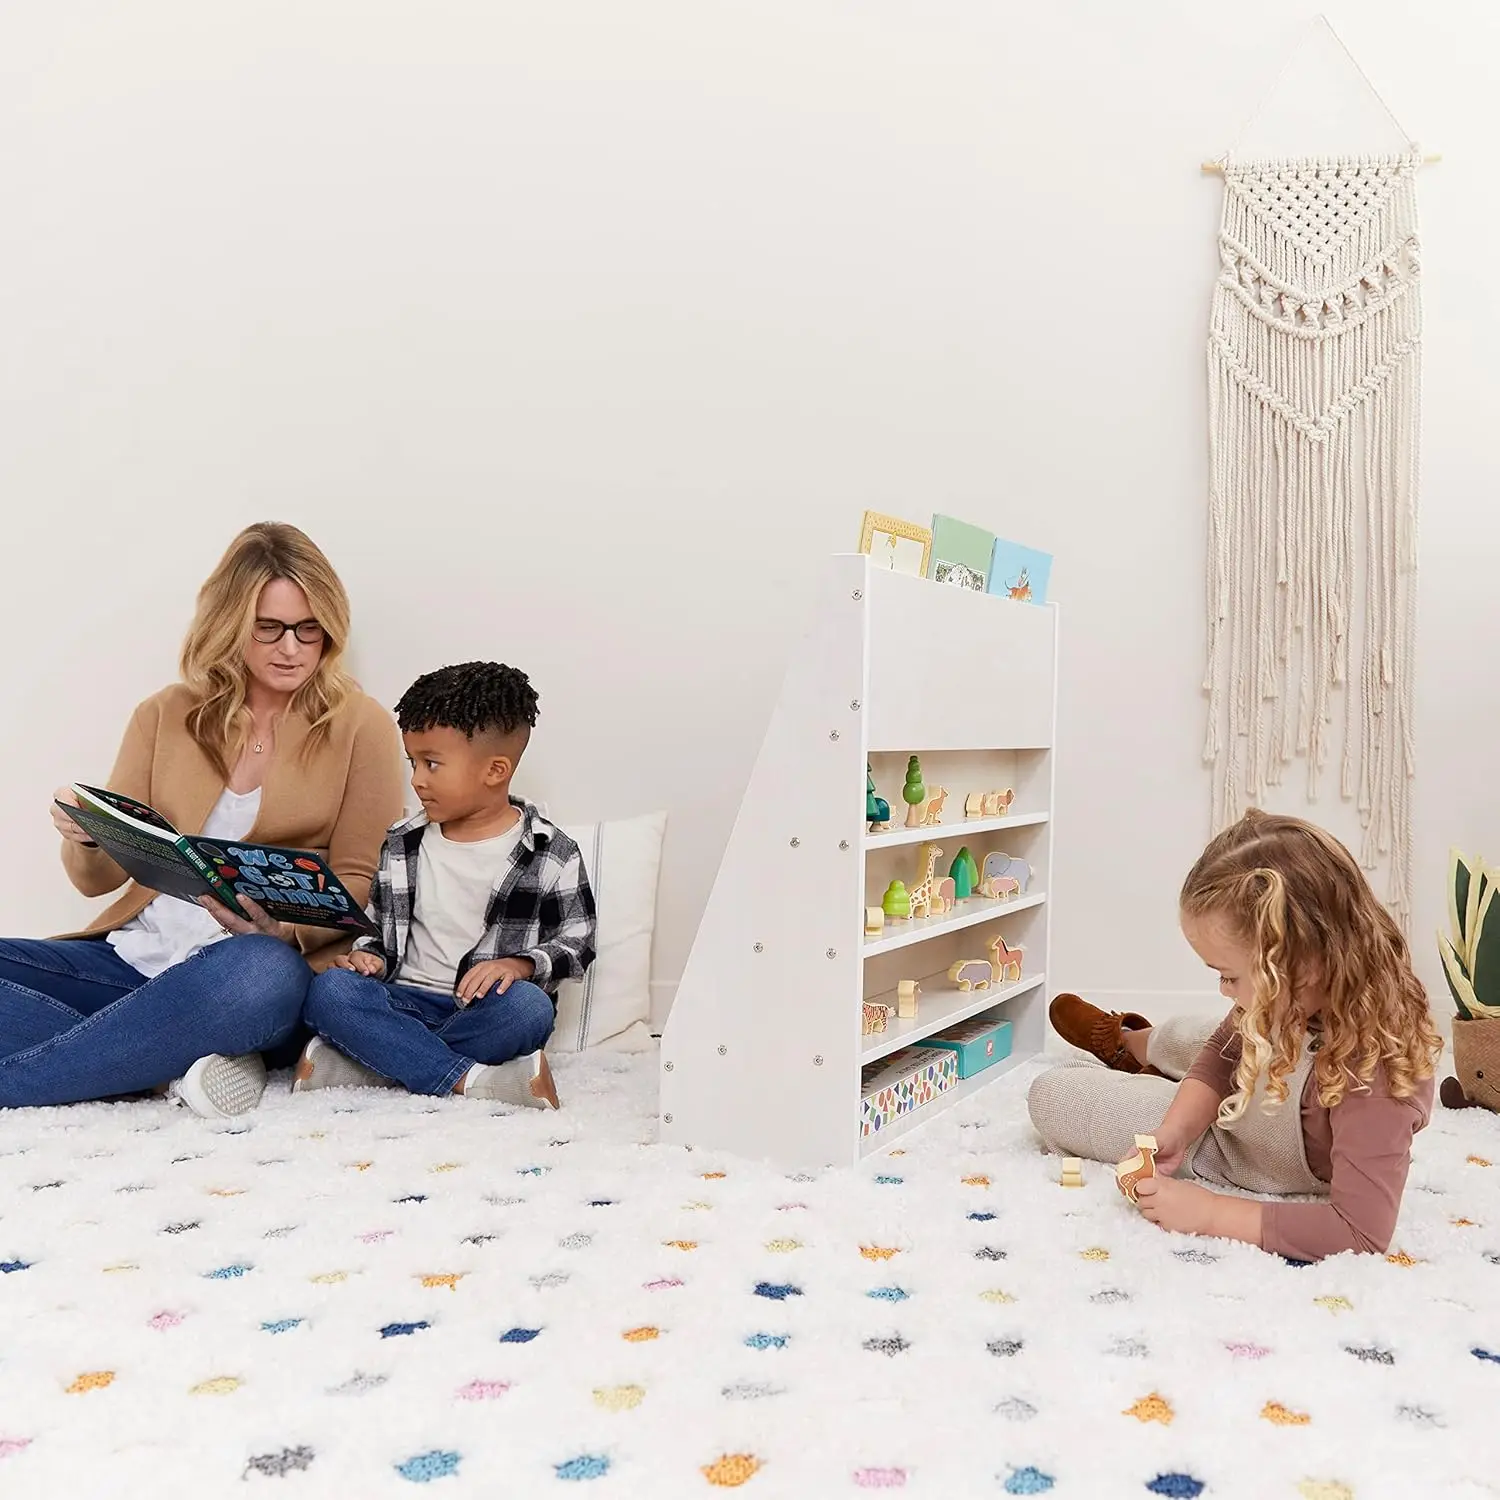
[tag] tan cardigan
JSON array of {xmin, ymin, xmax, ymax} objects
[{"xmin": 59, "ymin": 683, "xmax": 407, "ymax": 971}]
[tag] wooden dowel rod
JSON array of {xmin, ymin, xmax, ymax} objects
[{"xmin": 1201, "ymin": 153, "xmax": 1441, "ymax": 174}]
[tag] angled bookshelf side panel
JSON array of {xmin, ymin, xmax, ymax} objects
[{"xmin": 660, "ymin": 555, "xmax": 869, "ymax": 1167}]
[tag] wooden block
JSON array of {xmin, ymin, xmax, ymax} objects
[
  {"xmin": 864, "ymin": 907, "xmax": 885, "ymax": 936},
  {"xmin": 862, "ymin": 1001, "xmax": 890, "ymax": 1035},
  {"xmin": 1060, "ymin": 1157, "xmax": 1084, "ymax": 1188},
  {"xmin": 896, "ymin": 980, "xmax": 920, "ymax": 1019},
  {"xmin": 1115, "ymin": 1134, "xmax": 1158, "ymax": 1203}
]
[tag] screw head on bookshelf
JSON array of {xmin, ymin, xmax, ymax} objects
[
  {"xmin": 790, "ymin": 837, "xmax": 800, "ymax": 848},
  {"xmin": 829, "ymin": 730, "xmax": 841, "ymax": 741},
  {"xmin": 717, "ymin": 1045, "xmax": 727, "ymax": 1056},
  {"xmin": 826, "ymin": 948, "xmax": 837, "ymax": 960},
  {"xmin": 813, "ymin": 1056, "xmax": 823, "ymax": 1066},
  {"xmin": 753, "ymin": 943, "xmax": 764, "ymax": 953}
]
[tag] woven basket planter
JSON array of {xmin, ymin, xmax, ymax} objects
[{"xmin": 1451, "ymin": 1018, "xmax": 1500, "ymax": 1112}]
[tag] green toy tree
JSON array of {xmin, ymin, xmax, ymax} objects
[
  {"xmin": 949, "ymin": 847, "xmax": 980, "ymax": 900},
  {"xmin": 902, "ymin": 755, "xmax": 926, "ymax": 828},
  {"xmin": 866, "ymin": 764, "xmax": 890, "ymax": 828},
  {"xmin": 881, "ymin": 880, "xmax": 911, "ymax": 920}
]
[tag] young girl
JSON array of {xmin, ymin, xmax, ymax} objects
[{"xmin": 1029, "ymin": 809, "xmax": 1442, "ymax": 1261}]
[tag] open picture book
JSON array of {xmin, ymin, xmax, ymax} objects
[{"xmin": 58, "ymin": 784, "xmax": 377, "ymax": 935}]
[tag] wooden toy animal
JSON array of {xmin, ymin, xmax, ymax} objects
[
  {"xmin": 987, "ymin": 934, "xmax": 1024, "ymax": 983},
  {"xmin": 864, "ymin": 907, "xmax": 885, "ymax": 936},
  {"xmin": 980, "ymin": 875, "xmax": 1021, "ymax": 900},
  {"xmin": 896, "ymin": 980, "xmax": 920, "ymax": 1018},
  {"xmin": 1115, "ymin": 1135, "xmax": 1158, "ymax": 1204},
  {"xmin": 947, "ymin": 958, "xmax": 992, "ymax": 992},
  {"xmin": 862, "ymin": 1002, "xmax": 890, "ymax": 1036},
  {"xmin": 907, "ymin": 843, "xmax": 944, "ymax": 919},
  {"xmin": 926, "ymin": 877, "xmax": 957, "ymax": 916},
  {"xmin": 981, "ymin": 852, "xmax": 1032, "ymax": 895},
  {"xmin": 919, "ymin": 787, "xmax": 948, "ymax": 826},
  {"xmin": 963, "ymin": 792, "xmax": 985, "ymax": 818},
  {"xmin": 981, "ymin": 789, "xmax": 1015, "ymax": 817}
]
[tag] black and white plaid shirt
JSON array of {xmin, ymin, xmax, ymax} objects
[{"xmin": 354, "ymin": 800, "xmax": 596, "ymax": 993}]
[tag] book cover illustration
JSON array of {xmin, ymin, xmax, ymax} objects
[
  {"xmin": 986, "ymin": 537, "xmax": 1053, "ymax": 605},
  {"xmin": 61, "ymin": 785, "xmax": 376, "ymax": 934},
  {"xmin": 927, "ymin": 514, "xmax": 995, "ymax": 592}
]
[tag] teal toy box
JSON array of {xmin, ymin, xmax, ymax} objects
[{"xmin": 914, "ymin": 1017, "xmax": 1013, "ymax": 1078}]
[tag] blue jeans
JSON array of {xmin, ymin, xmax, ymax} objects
[
  {"xmin": 0, "ymin": 936, "xmax": 308, "ymax": 1108},
  {"xmin": 304, "ymin": 968, "xmax": 555, "ymax": 1096}
]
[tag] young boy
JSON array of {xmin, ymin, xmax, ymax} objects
[{"xmin": 295, "ymin": 661, "xmax": 596, "ymax": 1109}]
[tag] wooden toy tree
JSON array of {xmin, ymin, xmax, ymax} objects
[{"xmin": 902, "ymin": 756, "xmax": 926, "ymax": 828}]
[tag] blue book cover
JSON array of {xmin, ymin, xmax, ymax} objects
[{"xmin": 986, "ymin": 537, "xmax": 1052, "ymax": 605}]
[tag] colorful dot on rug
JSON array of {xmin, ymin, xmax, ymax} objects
[
  {"xmin": 744, "ymin": 1333, "xmax": 788, "ymax": 1350},
  {"xmin": 988, "ymin": 1338, "xmax": 1024, "ymax": 1358},
  {"xmin": 1296, "ymin": 1483, "xmax": 1354, "ymax": 1500},
  {"xmin": 663, "ymin": 1240, "xmax": 699, "ymax": 1251},
  {"xmin": 499, "ymin": 1327, "xmax": 541, "ymax": 1343},
  {"xmin": 66, "ymin": 1371, "xmax": 114, "ymax": 1395},
  {"xmin": 867, "ymin": 1286, "xmax": 908, "ymax": 1302},
  {"xmin": 765, "ymin": 1239, "xmax": 801, "ymax": 1253},
  {"xmin": 310, "ymin": 1271, "xmax": 349, "ymax": 1285},
  {"xmin": 722, "ymin": 1381, "xmax": 782, "ymax": 1401},
  {"xmin": 1473, "ymin": 1347, "xmax": 1500, "ymax": 1364},
  {"xmin": 593, "ymin": 1384, "xmax": 644, "ymax": 1412},
  {"xmin": 189, "ymin": 1376, "xmax": 241, "ymax": 1396},
  {"xmin": 1124, "ymin": 1394, "xmax": 1174, "ymax": 1425},
  {"xmin": 556, "ymin": 1455, "xmax": 610, "ymax": 1480},
  {"xmin": 623, "ymin": 1326, "xmax": 660, "ymax": 1342},
  {"xmin": 396, "ymin": 1450, "xmax": 461, "ymax": 1483},
  {"xmin": 644, "ymin": 1278, "xmax": 683, "ymax": 1291},
  {"xmin": 262, "ymin": 1319, "xmax": 303, "ymax": 1335},
  {"xmin": 974, "ymin": 1247, "xmax": 1007, "ymax": 1261},
  {"xmin": 244, "ymin": 1447, "xmax": 314, "ymax": 1478},
  {"xmin": 853, "ymin": 1467, "xmax": 906, "ymax": 1488},
  {"xmin": 560, "ymin": 1233, "xmax": 592, "ymax": 1249},
  {"xmin": 980, "ymin": 1290, "xmax": 1016, "ymax": 1304},
  {"xmin": 0, "ymin": 1261, "xmax": 31, "ymax": 1274},
  {"xmin": 873, "ymin": 1176, "xmax": 903, "ymax": 1185},
  {"xmin": 1145, "ymin": 1476, "xmax": 1205, "ymax": 1499},
  {"xmin": 968, "ymin": 1211, "xmax": 997, "ymax": 1222},
  {"xmin": 0, "ymin": 1440, "xmax": 32, "ymax": 1460},
  {"xmin": 458, "ymin": 1380, "xmax": 511, "ymax": 1401},
  {"xmin": 1225, "ymin": 1341, "xmax": 1270, "ymax": 1359},
  {"xmin": 1314, "ymin": 1297, "xmax": 1353, "ymax": 1314},
  {"xmin": 1262, "ymin": 1402, "xmax": 1311, "ymax": 1426},
  {"xmin": 1080, "ymin": 1248, "xmax": 1110, "ymax": 1261},
  {"xmin": 329, "ymin": 1372, "xmax": 387, "ymax": 1395},
  {"xmin": 204, "ymin": 1264, "xmax": 250, "ymax": 1279},
  {"xmin": 962, "ymin": 1175, "xmax": 990, "ymax": 1187},
  {"xmin": 380, "ymin": 1321, "xmax": 430, "ymax": 1339},
  {"xmin": 753, "ymin": 1282, "xmax": 801, "ymax": 1300},
  {"xmin": 1003, "ymin": 1468, "xmax": 1055, "ymax": 1496},
  {"xmin": 148, "ymin": 1311, "xmax": 184, "ymax": 1330},
  {"xmin": 1344, "ymin": 1345, "xmax": 1394, "ymax": 1365},
  {"xmin": 702, "ymin": 1453, "xmax": 761, "ymax": 1487},
  {"xmin": 420, "ymin": 1274, "xmax": 464, "ymax": 1290},
  {"xmin": 860, "ymin": 1246, "xmax": 899, "ymax": 1261},
  {"xmin": 1386, "ymin": 1251, "xmax": 1422, "ymax": 1267},
  {"xmin": 863, "ymin": 1336, "xmax": 910, "ymax": 1356}
]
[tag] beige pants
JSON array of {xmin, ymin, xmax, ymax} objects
[
  {"xmin": 1027, "ymin": 1013, "xmax": 1327, "ymax": 1198},
  {"xmin": 1027, "ymin": 1015, "xmax": 1212, "ymax": 1167}
]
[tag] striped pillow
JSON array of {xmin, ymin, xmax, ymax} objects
[{"xmin": 551, "ymin": 811, "xmax": 666, "ymax": 1051}]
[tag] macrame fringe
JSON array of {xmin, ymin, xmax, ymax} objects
[{"xmin": 1205, "ymin": 153, "xmax": 1421, "ymax": 924}]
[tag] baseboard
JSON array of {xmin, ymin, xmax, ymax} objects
[{"xmin": 649, "ymin": 977, "xmax": 677, "ymax": 1036}]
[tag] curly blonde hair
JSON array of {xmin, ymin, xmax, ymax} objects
[
  {"xmin": 1180, "ymin": 809, "xmax": 1441, "ymax": 1124},
  {"xmin": 180, "ymin": 523, "xmax": 355, "ymax": 777}
]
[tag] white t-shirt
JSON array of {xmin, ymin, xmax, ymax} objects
[
  {"xmin": 396, "ymin": 819, "xmax": 526, "ymax": 993},
  {"xmin": 108, "ymin": 786, "xmax": 264, "ymax": 979}
]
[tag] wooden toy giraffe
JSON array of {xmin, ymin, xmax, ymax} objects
[{"xmin": 908, "ymin": 843, "xmax": 944, "ymax": 919}]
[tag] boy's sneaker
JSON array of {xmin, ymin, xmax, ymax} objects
[
  {"xmin": 461, "ymin": 1051, "xmax": 559, "ymax": 1109},
  {"xmin": 169, "ymin": 1053, "xmax": 268, "ymax": 1119},
  {"xmin": 291, "ymin": 1036, "xmax": 396, "ymax": 1093}
]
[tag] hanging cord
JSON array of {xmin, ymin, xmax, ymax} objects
[{"xmin": 1205, "ymin": 12, "xmax": 1426, "ymax": 171}]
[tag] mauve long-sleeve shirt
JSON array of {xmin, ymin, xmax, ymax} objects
[{"xmin": 1185, "ymin": 1013, "xmax": 1433, "ymax": 1261}]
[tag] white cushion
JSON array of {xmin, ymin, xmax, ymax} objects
[{"xmin": 550, "ymin": 810, "xmax": 666, "ymax": 1052}]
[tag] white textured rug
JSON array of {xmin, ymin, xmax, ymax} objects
[{"xmin": 0, "ymin": 1047, "xmax": 1497, "ymax": 1500}]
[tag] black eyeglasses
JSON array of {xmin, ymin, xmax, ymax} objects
[{"xmin": 252, "ymin": 618, "xmax": 326, "ymax": 646}]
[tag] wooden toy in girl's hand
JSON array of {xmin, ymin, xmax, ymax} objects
[{"xmin": 1115, "ymin": 1134, "xmax": 1159, "ymax": 1204}]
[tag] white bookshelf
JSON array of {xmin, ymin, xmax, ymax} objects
[{"xmin": 659, "ymin": 553, "xmax": 1058, "ymax": 1169}]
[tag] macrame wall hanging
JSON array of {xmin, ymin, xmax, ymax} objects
[{"xmin": 1201, "ymin": 18, "xmax": 1432, "ymax": 924}]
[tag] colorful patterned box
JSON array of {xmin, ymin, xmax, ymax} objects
[
  {"xmin": 859, "ymin": 1046, "xmax": 959, "ymax": 1137},
  {"xmin": 914, "ymin": 1017, "xmax": 1013, "ymax": 1079}
]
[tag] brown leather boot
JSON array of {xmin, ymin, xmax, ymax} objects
[{"xmin": 1049, "ymin": 993, "xmax": 1154, "ymax": 1073}]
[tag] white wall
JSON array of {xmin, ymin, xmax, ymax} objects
[{"xmin": 1, "ymin": 1, "xmax": 1494, "ymax": 1026}]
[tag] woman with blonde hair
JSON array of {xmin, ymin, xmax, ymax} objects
[
  {"xmin": 0, "ymin": 523, "xmax": 405, "ymax": 1116},
  {"xmin": 1030, "ymin": 809, "xmax": 1442, "ymax": 1260}
]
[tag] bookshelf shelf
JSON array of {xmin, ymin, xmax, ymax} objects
[{"xmin": 659, "ymin": 554, "xmax": 1058, "ymax": 1169}]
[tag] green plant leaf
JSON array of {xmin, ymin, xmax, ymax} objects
[
  {"xmin": 1438, "ymin": 934, "xmax": 1478, "ymax": 1020},
  {"xmin": 1451, "ymin": 847, "xmax": 1474, "ymax": 958}
]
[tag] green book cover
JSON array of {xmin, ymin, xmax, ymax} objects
[{"xmin": 927, "ymin": 514, "xmax": 995, "ymax": 592}]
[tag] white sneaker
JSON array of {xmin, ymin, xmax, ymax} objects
[
  {"xmin": 291, "ymin": 1036, "xmax": 396, "ymax": 1093},
  {"xmin": 169, "ymin": 1053, "xmax": 268, "ymax": 1119},
  {"xmin": 460, "ymin": 1050, "xmax": 559, "ymax": 1109}
]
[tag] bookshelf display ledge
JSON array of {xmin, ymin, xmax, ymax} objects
[
  {"xmin": 863, "ymin": 971, "xmax": 1044, "ymax": 1063},
  {"xmin": 659, "ymin": 553, "xmax": 1058, "ymax": 1170},
  {"xmin": 865, "ymin": 810, "xmax": 1048, "ymax": 850},
  {"xmin": 863, "ymin": 890, "xmax": 1045, "ymax": 957}
]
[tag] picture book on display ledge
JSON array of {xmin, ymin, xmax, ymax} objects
[
  {"xmin": 927, "ymin": 515, "xmax": 995, "ymax": 592},
  {"xmin": 58, "ymin": 784, "xmax": 376, "ymax": 934},
  {"xmin": 987, "ymin": 536, "xmax": 1052, "ymax": 605}
]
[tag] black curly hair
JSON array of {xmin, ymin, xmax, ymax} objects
[{"xmin": 395, "ymin": 661, "xmax": 539, "ymax": 745}]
